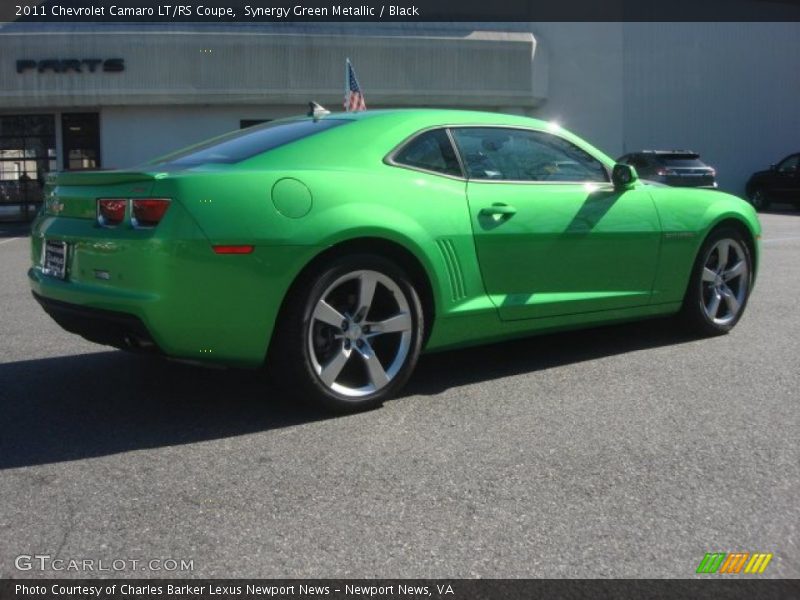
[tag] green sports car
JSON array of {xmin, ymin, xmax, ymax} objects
[{"xmin": 29, "ymin": 109, "xmax": 760, "ymax": 412}]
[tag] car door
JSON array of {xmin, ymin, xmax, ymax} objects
[
  {"xmin": 771, "ymin": 154, "xmax": 800, "ymax": 201},
  {"xmin": 451, "ymin": 126, "xmax": 661, "ymax": 321}
]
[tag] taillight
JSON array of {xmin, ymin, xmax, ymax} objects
[
  {"xmin": 97, "ymin": 199, "xmax": 126, "ymax": 226},
  {"xmin": 132, "ymin": 198, "xmax": 170, "ymax": 228}
]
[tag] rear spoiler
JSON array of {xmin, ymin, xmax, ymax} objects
[{"xmin": 47, "ymin": 170, "xmax": 161, "ymax": 187}]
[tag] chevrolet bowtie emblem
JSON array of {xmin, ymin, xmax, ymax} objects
[{"xmin": 50, "ymin": 199, "xmax": 64, "ymax": 214}]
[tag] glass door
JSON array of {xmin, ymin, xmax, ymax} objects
[
  {"xmin": 0, "ymin": 114, "xmax": 56, "ymax": 220},
  {"xmin": 62, "ymin": 113, "xmax": 101, "ymax": 170}
]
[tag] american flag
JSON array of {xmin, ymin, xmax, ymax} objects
[{"xmin": 344, "ymin": 58, "xmax": 366, "ymax": 112}]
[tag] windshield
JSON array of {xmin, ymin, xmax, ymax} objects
[{"xmin": 152, "ymin": 118, "xmax": 351, "ymax": 166}]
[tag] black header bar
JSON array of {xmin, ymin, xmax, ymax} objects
[{"xmin": 3, "ymin": 0, "xmax": 800, "ymax": 23}]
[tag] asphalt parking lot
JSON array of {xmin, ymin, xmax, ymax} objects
[{"xmin": 0, "ymin": 212, "xmax": 798, "ymax": 579}]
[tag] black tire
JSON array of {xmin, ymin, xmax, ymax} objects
[
  {"xmin": 680, "ymin": 226, "xmax": 753, "ymax": 336},
  {"xmin": 748, "ymin": 188, "xmax": 770, "ymax": 211},
  {"xmin": 269, "ymin": 254, "xmax": 424, "ymax": 413}
]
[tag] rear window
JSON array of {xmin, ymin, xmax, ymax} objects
[
  {"xmin": 153, "ymin": 119, "xmax": 351, "ymax": 166},
  {"xmin": 657, "ymin": 154, "xmax": 705, "ymax": 168}
]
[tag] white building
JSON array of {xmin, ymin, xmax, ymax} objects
[{"xmin": 1, "ymin": 22, "xmax": 798, "ymax": 215}]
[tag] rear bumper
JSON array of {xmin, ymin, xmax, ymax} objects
[
  {"xmin": 32, "ymin": 291, "xmax": 161, "ymax": 353},
  {"xmin": 28, "ymin": 214, "xmax": 322, "ymax": 366}
]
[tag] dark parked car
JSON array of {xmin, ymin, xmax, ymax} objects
[
  {"xmin": 617, "ymin": 150, "xmax": 717, "ymax": 188},
  {"xmin": 745, "ymin": 153, "xmax": 800, "ymax": 211}
]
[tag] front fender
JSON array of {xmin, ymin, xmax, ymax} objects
[
  {"xmin": 703, "ymin": 193, "xmax": 761, "ymax": 278},
  {"xmin": 702, "ymin": 192, "xmax": 761, "ymax": 236},
  {"xmin": 650, "ymin": 188, "xmax": 761, "ymax": 304}
]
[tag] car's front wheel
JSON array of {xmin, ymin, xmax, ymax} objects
[
  {"xmin": 681, "ymin": 227, "xmax": 753, "ymax": 336},
  {"xmin": 748, "ymin": 188, "xmax": 770, "ymax": 211},
  {"xmin": 272, "ymin": 254, "xmax": 424, "ymax": 413}
]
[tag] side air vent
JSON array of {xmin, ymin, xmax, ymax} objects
[{"xmin": 436, "ymin": 238, "xmax": 466, "ymax": 302}]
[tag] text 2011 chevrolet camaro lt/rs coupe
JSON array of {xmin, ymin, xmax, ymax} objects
[{"xmin": 30, "ymin": 109, "xmax": 760, "ymax": 412}]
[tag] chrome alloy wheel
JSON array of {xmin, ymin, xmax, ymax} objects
[
  {"xmin": 307, "ymin": 269, "xmax": 413, "ymax": 398},
  {"xmin": 700, "ymin": 238, "xmax": 749, "ymax": 326}
]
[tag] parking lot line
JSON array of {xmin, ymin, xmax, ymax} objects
[{"xmin": 0, "ymin": 237, "xmax": 19, "ymax": 246}]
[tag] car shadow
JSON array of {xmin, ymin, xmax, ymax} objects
[
  {"xmin": 0, "ymin": 353, "xmax": 329, "ymax": 470},
  {"xmin": 406, "ymin": 317, "xmax": 697, "ymax": 395},
  {"xmin": 0, "ymin": 317, "xmax": 698, "ymax": 469}
]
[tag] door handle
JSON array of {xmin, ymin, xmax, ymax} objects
[{"xmin": 480, "ymin": 203, "xmax": 517, "ymax": 217}]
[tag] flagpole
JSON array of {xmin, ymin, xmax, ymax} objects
[{"xmin": 344, "ymin": 58, "xmax": 350, "ymax": 112}]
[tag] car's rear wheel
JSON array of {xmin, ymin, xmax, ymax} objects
[
  {"xmin": 271, "ymin": 254, "xmax": 424, "ymax": 413},
  {"xmin": 748, "ymin": 188, "xmax": 770, "ymax": 211},
  {"xmin": 681, "ymin": 227, "xmax": 753, "ymax": 336}
]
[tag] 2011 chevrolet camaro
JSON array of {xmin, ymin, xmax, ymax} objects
[{"xmin": 30, "ymin": 109, "xmax": 760, "ymax": 412}]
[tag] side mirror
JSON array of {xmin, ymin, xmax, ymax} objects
[{"xmin": 612, "ymin": 163, "xmax": 638, "ymax": 189}]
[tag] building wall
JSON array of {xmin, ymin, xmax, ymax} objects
[
  {"xmin": 622, "ymin": 22, "xmax": 800, "ymax": 194},
  {"xmin": 2, "ymin": 22, "xmax": 798, "ymax": 194},
  {"xmin": 101, "ymin": 105, "xmax": 300, "ymax": 168},
  {"xmin": 527, "ymin": 23, "xmax": 624, "ymax": 158},
  {"xmin": 99, "ymin": 23, "xmax": 626, "ymax": 169},
  {"xmin": 0, "ymin": 27, "xmax": 542, "ymax": 109}
]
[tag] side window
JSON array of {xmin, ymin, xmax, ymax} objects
[
  {"xmin": 451, "ymin": 127, "xmax": 608, "ymax": 182},
  {"xmin": 393, "ymin": 129, "xmax": 462, "ymax": 177},
  {"xmin": 777, "ymin": 155, "xmax": 799, "ymax": 173}
]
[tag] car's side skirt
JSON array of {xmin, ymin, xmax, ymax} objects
[{"xmin": 424, "ymin": 301, "xmax": 682, "ymax": 353}]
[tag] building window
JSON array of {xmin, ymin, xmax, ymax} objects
[
  {"xmin": 62, "ymin": 113, "xmax": 101, "ymax": 170},
  {"xmin": 0, "ymin": 114, "xmax": 56, "ymax": 216}
]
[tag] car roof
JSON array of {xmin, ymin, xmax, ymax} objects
[
  {"xmin": 310, "ymin": 108, "xmax": 555, "ymax": 129},
  {"xmin": 317, "ymin": 108, "xmax": 613, "ymax": 160},
  {"xmin": 235, "ymin": 108, "xmax": 617, "ymax": 170}
]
